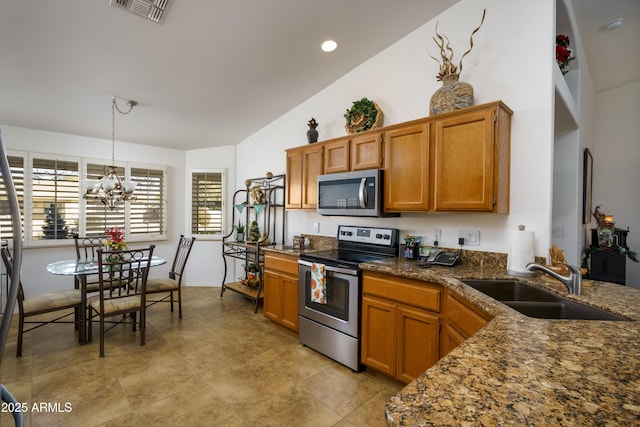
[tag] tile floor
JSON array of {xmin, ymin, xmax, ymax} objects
[{"xmin": 0, "ymin": 287, "xmax": 403, "ymax": 426}]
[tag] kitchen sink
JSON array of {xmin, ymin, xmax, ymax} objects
[
  {"xmin": 462, "ymin": 280, "xmax": 559, "ymax": 302},
  {"xmin": 462, "ymin": 279, "xmax": 627, "ymax": 321}
]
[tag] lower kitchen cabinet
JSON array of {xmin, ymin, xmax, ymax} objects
[
  {"xmin": 361, "ymin": 271, "xmax": 441, "ymax": 383},
  {"xmin": 440, "ymin": 289, "xmax": 493, "ymax": 358},
  {"xmin": 263, "ymin": 252, "xmax": 299, "ymax": 332}
]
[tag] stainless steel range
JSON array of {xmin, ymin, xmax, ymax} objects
[{"xmin": 298, "ymin": 225, "xmax": 399, "ymax": 371}]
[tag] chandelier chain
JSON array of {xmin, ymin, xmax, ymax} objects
[{"xmin": 111, "ymin": 96, "xmax": 136, "ymax": 166}]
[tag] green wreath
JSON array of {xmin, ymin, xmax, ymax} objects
[{"xmin": 344, "ymin": 98, "xmax": 382, "ymax": 133}]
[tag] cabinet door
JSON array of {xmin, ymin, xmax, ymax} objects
[
  {"xmin": 323, "ymin": 139, "xmax": 350, "ymax": 174},
  {"xmin": 302, "ymin": 144, "xmax": 323, "ymax": 209},
  {"xmin": 285, "ymin": 148, "xmax": 303, "ymax": 209},
  {"xmin": 280, "ymin": 273, "xmax": 299, "ymax": 332},
  {"xmin": 440, "ymin": 323, "xmax": 465, "ymax": 358},
  {"xmin": 286, "ymin": 145, "xmax": 323, "ymax": 210},
  {"xmin": 263, "ymin": 270, "xmax": 282, "ymax": 323},
  {"xmin": 384, "ymin": 123, "xmax": 430, "ymax": 211},
  {"xmin": 351, "ymin": 132, "xmax": 382, "ymax": 171},
  {"xmin": 440, "ymin": 291, "xmax": 492, "ymax": 358},
  {"xmin": 396, "ymin": 305, "xmax": 439, "ymax": 384},
  {"xmin": 361, "ymin": 295, "xmax": 396, "ymax": 377},
  {"xmin": 432, "ymin": 108, "xmax": 495, "ymax": 211}
]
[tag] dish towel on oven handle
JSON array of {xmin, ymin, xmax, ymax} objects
[{"xmin": 310, "ymin": 262, "xmax": 327, "ymax": 304}]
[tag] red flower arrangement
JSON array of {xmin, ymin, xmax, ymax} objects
[
  {"xmin": 105, "ymin": 227, "xmax": 127, "ymax": 251},
  {"xmin": 556, "ymin": 34, "xmax": 575, "ymax": 75}
]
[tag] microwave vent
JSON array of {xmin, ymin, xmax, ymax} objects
[{"xmin": 110, "ymin": 0, "xmax": 169, "ymax": 24}]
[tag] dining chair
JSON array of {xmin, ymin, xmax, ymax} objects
[
  {"xmin": 1, "ymin": 246, "xmax": 82, "ymax": 357},
  {"xmin": 87, "ymin": 245, "xmax": 155, "ymax": 357},
  {"xmin": 73, "ymin": 235, "xmax": 108, "ymax": 293},
  {"xmin": 145, "ymin": 235, "xmax": 195, "ymax": 319}
]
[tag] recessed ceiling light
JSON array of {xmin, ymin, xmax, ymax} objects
[
  {"xmin": 606, "ymin": 18, "xmax": 623, "ymax": 31},
  {"xmin": 321, "ymin": 40, "xmax": 337, "ymax": 52}
]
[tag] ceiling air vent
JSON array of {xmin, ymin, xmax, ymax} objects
[{"xmin": 110, "ymin": 0, "xmax": 169, "ymax": 24}]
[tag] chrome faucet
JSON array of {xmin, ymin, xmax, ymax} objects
[{"xmin": 526, "ymin": 262, "xmax": 582, "ymax": 295}]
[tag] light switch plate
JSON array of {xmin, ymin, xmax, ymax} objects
[{"xmin": 458, "ymin": 229, "xmax": 480, "ymax": 246}]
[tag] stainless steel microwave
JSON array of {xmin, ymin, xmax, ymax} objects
[{"xmin": 317, "ymin": 169, "xmax": 396, "ymax": 217}]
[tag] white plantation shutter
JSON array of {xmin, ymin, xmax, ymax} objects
[
  {"xmin": 5, "ymin": 150, "xmax": 169, "ymax": 246},
  {"xmin": 191, "ymin": 171, "xmax": 223, "ymax": 234},
  {"xmin": 130, "ymin": 167, "xmax": 164, "ymax": 236},
  {"xmin": 31, "ymin": 158, "xmax": 79, "ymax": 240},
  {"xmin": 0, "ymin": 155, "xmax": 25, "ymax": 240}
]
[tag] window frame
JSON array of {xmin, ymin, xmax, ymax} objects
[
  {"xmin": 3, "ymin": 150, "xmax": 168, "ymax": 248},
  {"xmin": 189, "ymin": 168, "xmax": 226, "ymax": 240}
]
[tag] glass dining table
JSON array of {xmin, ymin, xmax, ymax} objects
[{"xmin": 47, "ymin": 256, "xmax": 167, "ymax": 344}]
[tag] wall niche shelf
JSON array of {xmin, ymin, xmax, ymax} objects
[{"xmin": 554, "ymin": 0, "xmax": 581, "ymax": 133}]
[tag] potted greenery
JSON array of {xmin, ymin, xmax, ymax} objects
[{"xmin": 235, "ymin": 220, "xmax": 245, "ymax": 242}]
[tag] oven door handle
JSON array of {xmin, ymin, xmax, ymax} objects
[{"xmin": 299, "ymin": 260, "xmax": 357, "ymax": 276}]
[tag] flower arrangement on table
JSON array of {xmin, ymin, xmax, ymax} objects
[
  {"xmin": 105, "ymin": 227, "xmax": 127, "ymax": 251},
  {"xmin": 556, "ymin": 34, "xmax": 575, "ymax": 75},
  {"xmin": 582, "ymin": 206, "xmax": 638, "ymax": 269}
]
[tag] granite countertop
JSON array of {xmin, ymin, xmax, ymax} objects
[{"xmin": 359, "ymin": 257, "xmax": 640, "ymax": 426}]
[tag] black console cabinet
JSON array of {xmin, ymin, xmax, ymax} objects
[{"xmin": 589, "ymin": 252, "xmax": 626, "ymax": 285}]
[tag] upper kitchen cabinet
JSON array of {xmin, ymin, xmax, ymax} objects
[
  {"xmin": 284, "ymin": 101, "xmax": 512, "ymax": 213},
  {"xmin": 286, "ymin": 144, "xmax": 323, "ymax": 210},
  {"xmin": 384, "ymin": 121, "xmax": 431, "ymax": 211},
  {"xmin": 323, "ymin": 138, "xmax": 350, "ymax": 174},
  {"xmin": 432, "ymin": 101, "xmax": 512, "ymax": 213},
  {"xmin": 323, "ymin": 131, "xmax": 382, "ymax": 174},
  {"xmin": 350, "ymin": 131, "xmax": 382, "ymax": 171}
]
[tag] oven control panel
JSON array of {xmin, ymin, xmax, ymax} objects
[{"xmin": 337, "ymin": 225, "xmax": 397, "ymax": 247}]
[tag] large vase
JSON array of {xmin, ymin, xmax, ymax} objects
[{"xmin": 430, "ymin": 74, "xmax": 474, "ymax": 115}]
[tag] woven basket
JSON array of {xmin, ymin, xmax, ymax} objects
[{"xmin": 345, "ymin": 102, "xmax": 384, "ymax": 134}]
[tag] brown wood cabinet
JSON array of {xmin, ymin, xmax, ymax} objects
[
  {"xmin": 285, "ymin": 101, "xmax": 512, "ymax": 213},
  {"xmin": 440, "ymin": 289, "xmax": 492, "ymax": 358},
  {"xmin": 323, "ymin": 132, "xmax": 382, "ymax": 174},
  {"xmin": 361, "ymin": 271, "xmax": 441, "ymax": 383},
  {"xmin": 285, "ymin": 144, "xmax": 323, "ymax": 210},
  {"xmin": 323, "ymin": 139, "xmax": 350, "ymax": 174},
  {"xmin": 350, "ymin": 132, "xmax": 382, "ymax": 171},
  {"xmin": 432, "ymin": 102, "xmax": 512, "ymax": 213},
  {"xmin": 383, "ymin": 122, "xmax": 430, "ymax": 211},
  {"xmin": 263, "ymin": 252, "xmax": 300, "ymax": 332}
]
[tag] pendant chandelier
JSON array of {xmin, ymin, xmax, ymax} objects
[{"xmin": 83, "ymin": 96, "xmax": 138, "ymax": 210}]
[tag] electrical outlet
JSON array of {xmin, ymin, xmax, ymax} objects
[
  {"xmin": 458, "ymin": 229, "xmax": 480, "ymax": 246},
  {"xmin": 432, "ymin": 228, "xmax": 441, "ymax": 245}
]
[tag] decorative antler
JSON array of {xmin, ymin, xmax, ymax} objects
[{"xmin": 429, "ymin": 9, "xmax": 486, "ymax": 81}]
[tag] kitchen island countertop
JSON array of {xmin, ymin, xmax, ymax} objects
[{"xmin": 359, "ymin": 257, "xmax": 640, "ymax": 426}]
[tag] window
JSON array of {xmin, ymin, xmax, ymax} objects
[
  {"xmin": 0, "ymin": 151, "xmax": 167, "ymax": 246},
  {"xmin": 191, "ymin": 170, "xmax": 224, "ymax": 235},
  {"xmin": 0, "ymin": 155, "xmax": 25, "ymax": 241},
  {"xmin": 32, "ymin": 157, "xmax": 79, "ymax": 240},
  {"xmin": 130, "ymin": 167, "xmax": 165, "ymax": 236}
]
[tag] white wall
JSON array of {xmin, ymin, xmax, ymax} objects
[
  {"xmin": 592, "ymin": 80, "xmax": 640, "ymax": 288},
  {"xmin": 235, "ymin": 0, "xmax": 555, "ymax": 258},
  {"xmin": 0, "ymin": 125, "xmax": 187, "ymax": 297}
]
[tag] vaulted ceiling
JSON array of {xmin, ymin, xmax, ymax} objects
[{"xmin": 0, "ymin": 1, "xmax": 637, "ymax": 151}]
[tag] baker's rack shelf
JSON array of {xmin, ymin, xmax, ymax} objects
[{"xmin": 220, "ymin": 173, "xmax": 286, "ymax": 312}]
